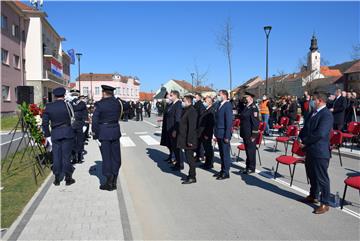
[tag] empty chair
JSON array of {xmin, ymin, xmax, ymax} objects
[
  {"xmin": 272, "ymin": 116, "xmax": 290, "ymax": 135},
  {"xmin": 341, "ymin": 176, "xmax": 360, "ymax": 209},
  {"xmin": 274, "ymin": 125, "xmax": 299, "ymax": 155},
  {"xmin": 330, "ymin": 130, "xmax": 344, "ymax": 166},
  {"xmin": 274, "ymin": 139, "xmax": 308, "ymax": 186},
  {"xmin": 341, "ymin": 122, "xmax": 360, "ymax": 152}
]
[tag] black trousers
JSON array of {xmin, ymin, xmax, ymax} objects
[
  {"xmin": 185, "ymin": 149, "xmax": 196, "ymax": 178},
  {"xmin": 305, "ymin": 156, "xmax": 330, "ymax": 205},
  {"xmin": 196, "ymin": 138, "xmax": 204, "ymax": 160},
  {"xmin": 136, "ymin": 112, "xmax": 143, "ymax": 121},
  {"xmin": 170, "ymin": 135, "xmax": 182, "ymax": 168},
  {"xmin": 202, "ymin": 138, "xmax": 214, "ymax": 166},
  {"xmin": 146, "ymin": 111, "xmax": 151, "ymax": 118},
  {"xmin": 52, "ymin": 138, "xmax": 74, "ymax": 176},
  {"xmin": 100, "ymin": 139, "xmax": 121, "ymax": 176},
  {"xmin": 244, "ymin": 137, "xmax": 256, "ymax": 171}
]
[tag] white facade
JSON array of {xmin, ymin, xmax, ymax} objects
[{"xmin": 308, "ymin": 49, "xmax": 321, "ymax": 72}]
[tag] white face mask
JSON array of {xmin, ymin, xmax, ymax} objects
[
  {"xmin": 262, "ymin": 96, "xmax": 267, "ymax": 100},
  {"xmin": 181, "ymin": 102, "xmax": 186, "ymax": 108},
  {"xmin": 165, "ymin": 98, "xmax": 172, "ymax": 104},
  {"xmin": 217, "ymin": 95, "xmax": 223, "ymax": 102}
]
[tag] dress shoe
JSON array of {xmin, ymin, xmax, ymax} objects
[
  {"xmin": 216, "ymin": 173, "xmax": 230, "ymax": 180},
  {"xmin": 314, "ymin": 204, "xmax": 330, "ymax": 214},
  {"xmin": 100, "ymin": 175, "xmax": 114, "ymax": 191},
  {"xmin": 65, "ymin": 176, "xmax": 76, "ymax": 186},
  {"xmin": 53, "ymin": 175, "xmax": 60, "ymax": 186},
  {"xmin": 213, "ymin": 171, "xmax": 223, "ymax": 177},
  {"xmin": 301, "ymin": 195, "xmax": 320, "ymax": 204},
  {"xmin": 182, "ymin": 178, "xmax": 197, "ymax": 184},
  {"xmin": 242, "ymin": 169, "xmax": 255, "ymax": 175}
]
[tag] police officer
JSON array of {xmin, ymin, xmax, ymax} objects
[
  {"xmin": 135, "ymin": 100, "xmax": 143, "ymax": 121},
  {"xmin": 42, "ymin": 87, "xmax": 75, "ymax": 186},
  {"xmin": 240, "ymin": 91, "xmax": 260, "ymax": 174},
  {"xmin": 69, "ymin": 90, "xmax": 88, "ymax": 164},
  {"xmin": 92, "ymin": 85, "xmax": 122, "ymax": 191}
]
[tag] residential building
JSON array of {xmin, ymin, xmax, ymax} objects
[
  {"xmin": 72, "ymin": 73, "xmax": 140, "ymax": 102},
  {"xmin": 1, "ymin": 1, "xmax": 28, "ymax": 114},
  {"xmin": 154, "ymin": 79, "xmax": 216, "ymax": 98}
]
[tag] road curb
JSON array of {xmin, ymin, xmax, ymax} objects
[{"xmin": 1, "ymin": 173, "xmax": 53, "ymax": 241}]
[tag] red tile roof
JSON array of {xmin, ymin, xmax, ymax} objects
[
  {"xmin": 13, "ymin": 1, "xmax": 34, "ymax": 11},
  {"xmin": 344, "ymin": 60, "xmax": 360, "ymax": 74},
  {"xmin": 139, "ymin": 92, "xmax": 154, "ymax": 101},
  {"xmin": 320, "ymin": 66, "xmax": 342, "ymax": 77},
  {"xmin": 173, "ymin": 80, "xmax": 214, "ymax": 92}
]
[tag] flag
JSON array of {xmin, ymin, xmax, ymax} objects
[{"xmin": 67, "ymin": 49, "xmax": 75, "ymax": 64}]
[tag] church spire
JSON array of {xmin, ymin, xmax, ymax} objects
[{"xmin": 309, "ymin": 34, "xmax": 318, "ymax": 52}]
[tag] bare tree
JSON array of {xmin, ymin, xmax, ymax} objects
[
  {"xmin": 350, "ymin": 44, "xmax": 360, "ymax": 60},
  {"xmin": 216, "ymin": 17, "xmax": 233, "ymax": 93},
  {"xmin": 192, "ymin": 63, "xmax": 209, "ymax": 87}
]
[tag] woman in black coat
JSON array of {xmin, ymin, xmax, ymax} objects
[
  {"xmin": 177, "ymin": 95, "xmax": 198, "ymax": 184},
  {"xmin": 160, "ymin": 94, "xmax": 173, "ymax": 163}
]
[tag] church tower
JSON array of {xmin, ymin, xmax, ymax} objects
[{"xmin": 307, "ymin": 34, "xmax": 321, "ymax": 72}]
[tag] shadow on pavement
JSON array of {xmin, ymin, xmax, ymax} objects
[
  {"xmin": 146, "ymin": 148, "xmax": 187, "ymax": 179},
  {"xmin": 89, "ymin": 160, "xmax": 106, "ymax": 185}
]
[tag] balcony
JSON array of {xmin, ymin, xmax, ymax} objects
[{"xmin": 43, "ymin": 56, "xmax": 67, "ymax": 86}]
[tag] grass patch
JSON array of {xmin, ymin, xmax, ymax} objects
[
  {"xmin": 1, "ymin": 147, "xmax": 50, "ymax": 228},
  {"xmin": 0, "ymin": 115, "xmax": 19, "ymax": 131}
]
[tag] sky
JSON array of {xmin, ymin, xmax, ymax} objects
[{"xmin": 41, "ymin": 1, "xmax": 359, "ymax": 92}]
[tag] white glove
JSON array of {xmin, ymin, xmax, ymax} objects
[
  {"xmin": 96, "ymin": 140, "xmax": 101, "ymax": 147},
  {"xmin": 46, "ymin": 137, "xmax": 52, "ymax": 146},
  {"xmin": 82, "ymin": 126, "xmax": 87, "ymax": 133}
]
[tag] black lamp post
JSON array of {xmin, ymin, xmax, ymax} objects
[
  {"xmin": 264, "ymin": 26, "xmax": 272, "ymax": 96},
  {"xmin": 76, "ymin": 53, "xmax": 82, "ymax": 93},
  {"xmin": 191, "ymin": 73, "xmax": 195, "ymax": 93}
]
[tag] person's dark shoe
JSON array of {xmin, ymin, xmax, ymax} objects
[
  {"xmin": 65, "ymin": 175, "xmax": 75, "ymax": 186},
  {"xmin": 112, "ymin": 175, "xmax": 118, "ymax": 189},
  {"xmin": 213, "ymin": 171, "xmax": 223, "ymax": 177},
  {"xmin": 77, "ymin": 153, "xmax": 84, "ymax": 164},
  {"xmin": 100, "ymin": 175, "xmax": 114, "ymax": 191},
  {"xmin": 242, "ymin": 169, "xmax": 255, "ymax": 175},
  {"xmin": 53, "ymin": 175, "xmax": 60, "ymax": 186},
  {"xmin": 216, "ymin": 173, "xmax": 230, "ymax": 180},
  {"xmin": 314, "ymin": 204, "xmax": 330, "ymax": 214},
  {"xmin": 301, "ymin": 195, "xmax": 320, "ymax": 204},
  {"xmin": 182, "ymin": 178, "xmax": 197, "ymax": 184}
]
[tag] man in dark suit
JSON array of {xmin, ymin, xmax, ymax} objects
[
  {"xmin": 135, "ymin": 100, "xmax": 143, "ymax": 121},
  {"xmin": 160, "ymin": 93, "xmax": 173, "ymax": 162},
  {"xmin": 198, "ymin": 96, "xmax": 215, "ymax": 169},
  {"xmin": 164, "ymin": 90, "xmax": 183, "ymax": 171},
  {"xmin": 194, "ymin": 92, "xmax": 206, "ymax": 162},
  {"xmin": 239, "ymin": 92, "xmax": 260, "ymax": 174},
  {"xmin": 92, "ymin": 85, "xmax": 122, "ymax": 191},
  {"xmin": 177, "ymin": 95, "xmax": 198, "ymax": 184},
  {"xmin": 299, "ymin": 91, "xmax": 334, "ymax": 214},
  {"xmin": 330, "ymin": 89, "xmax": 347, "ymax": 130},
  {"xmin": 42, "ymin": 87, "xmax": 75, "ymax": 186},
  {"xmin": 214, "ymin": 90, "xmax": 233, "ymax": 180}
]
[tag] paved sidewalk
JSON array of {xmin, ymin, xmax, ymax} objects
[{"xmin": 4, "ymin": 140, "xmax": 127, "ymax": 241}]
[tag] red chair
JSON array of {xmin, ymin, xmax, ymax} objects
[
  {"xmin": 330, "ymin": 130, "xmax": 343, "ymax": 166},
  {"xmin": 272, "ymin": 116, "xmax": 290, "ymax": 135},
  {"xmin": 294, "ymin": 114, "xmax": 302, "ymax": 127},
  {"xmin": 274, "ymin": 140, "xmax": 308, "ymax": 186},
  {"xmin": 342, "ymin": 122, "xmax": 360, "ymax": 152},
  {"xmin": 236, "ymin": 131, "xmax": 263, "ymax": 166},
  {"xmin": 259, "ymin": 122, "xmax": 266, "ymax": 145},
  {"xmin": 232, "ymin": 119, "xmax": 241, "ymax": 138},
  {"xmin": 341, "ymin": 176, "xmax": 360, "ymax": 209},
  {"xmin": 274, "ymin": 125, "xmax": 299, "ymax": 155}
]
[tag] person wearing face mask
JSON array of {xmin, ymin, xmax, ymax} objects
[
  {"xmin": 177, "ymin": 95, "xmax": 198, "ymax": 184},
  {"xmin": 259, "ymin": 95, "xmax": 270, "ymax": 136},
  {"xmin": 160, "ymin": 92, "xmax": 173, "ymax": 163},
  {"xmin": 299, "ymin": 91, "xmax": 333, "ymax": 214},
  {"xmin": 213, "ymin": 90, "xmax": 233, "ymax": 180},
  {"xmin": 239, "ymin": 92, "xmax": 260, "ymax": 175},
  {"xmin": 163, "ymin": 90, "xmax": 183, "ymax": 171},
  {"xmin": 197, "ymin": 96, "xmax": 215, "ymax": 169}
]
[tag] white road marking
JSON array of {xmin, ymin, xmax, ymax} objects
[
  {"xmin": 0, "ymin": 137, "xmax": 24, "ymax": 146},
  {"xmin": 143, "ymin": 120, "xmax": 158, "ymax": 127},
  {"xmin": 122, "ymin": 133, "xmax": 127, "ymax": 136},
  {"xmin": 120, "ymin": 137, "xmax": 136, "ymax": 147},
  {"xmin": 139, "ymin": 135, "xmax": 160, "ymax": 146},
  {"xmin": 135, "ymin": 131, "xmax": 148, "ymax": 135}
]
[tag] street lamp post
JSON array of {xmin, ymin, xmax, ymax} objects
[
  {"xmin": 191, "ymin": 73, "xmax": 195, "ymax": 93},
  {"xmin": 76, "ymin": 53, "xmax": 82, "ymax": 93},
  {"xmin": 90, "ymin": 72, "xmax": 93, "ymax": 100},
  {"xmin": 264, "ymin": 26, "xmax": 272, "ymax": 96}
]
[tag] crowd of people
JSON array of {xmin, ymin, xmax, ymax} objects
[{"xmin": 41, "ymin": 84, "xmax": 359, "ymax": 214}]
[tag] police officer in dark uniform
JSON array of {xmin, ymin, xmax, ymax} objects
[
  {"xmin": 135, "ymin": 100, "xmax": 143, "ymax": 121},
  {"xmin": 69, "ymin": 90, "xmax": 88, "ymax": 164},
  {"xmin": 240, "ymin": 92, "xmax": 260, "ymax": 174},
  {"xmin": 92, "ymin": 85, "xmax": 122, "ymax": 191},
  {"xmin": 42, "ymin": 87, "xmax": 76, "ymax": 186}
]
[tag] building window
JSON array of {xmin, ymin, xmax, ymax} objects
[
  {"xmin": 122, "ymin": 87, "xmax": 125, "ymax": 95},
  {"xmin": 95, "ymin": 86, "xmax": 100, "ymax": 95},
  {"xmin": 115, "ymin": 87, "xmax": 120, "ymax": 95},
  {"xmin": 127, "ymin": 88, "xmax": 129, "ymax": 95},
  {"xmin": 83, "ymin": 87, "xmax": 88, "ymax": 95},
  {"xmin": 131, "ymin": 89, "xmax": 133, "ymax": 96},
  {"xmin": 13, "ymin": 55, "xmax": 20, "ymax": 69},
  {"xmin": 12, "ymin": 24, "xmax": 20, "ymax": 38},
  {"xmin": 22, "ymin": 30, "xmax": 26, "ymax": 42},
  {"xmin": 1, "ymin": 15, "xmax": 8, "ymax": 30},
  {"xmin": 2, "ymin": 85, "xmax": 10, "ymax": 101},
  {"xmin": 1, "ymin": 48, "xmax": 9, "ymax": 65}
]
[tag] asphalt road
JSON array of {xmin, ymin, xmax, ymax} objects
[
  {"xmin": 119, "ymin": 115, "xmax": 359, "ymax": 240},
  {"xmin": 1, "ymin": 132, "xmax": 27, "ymax": 159}
]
